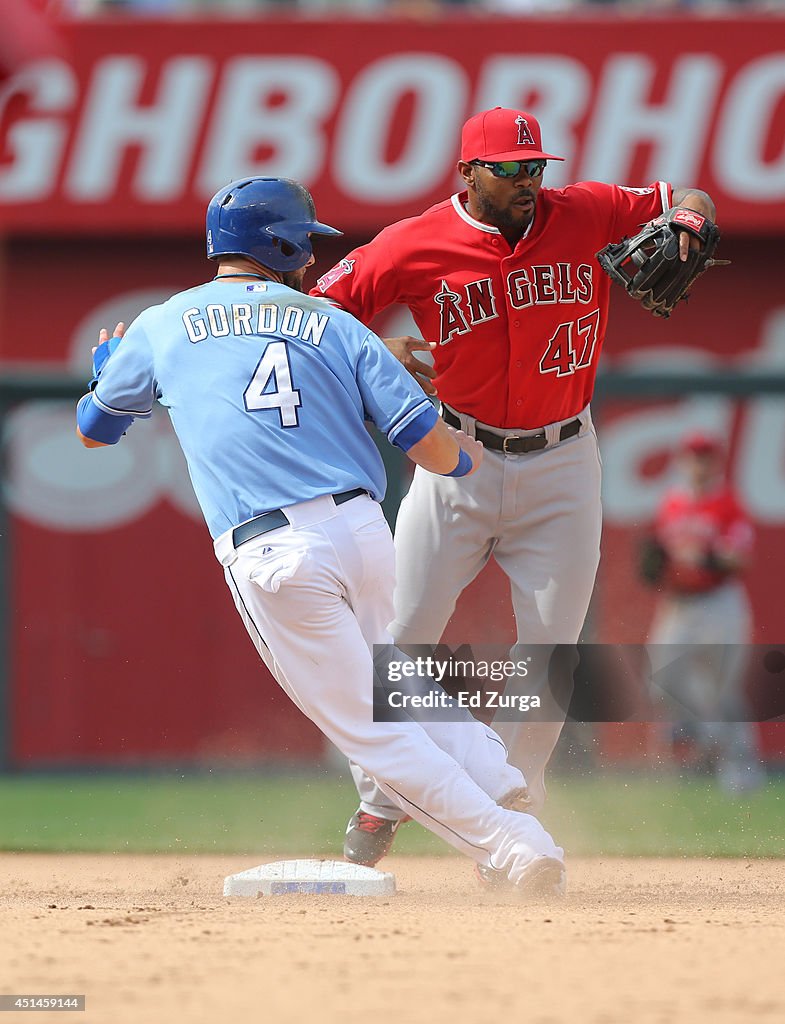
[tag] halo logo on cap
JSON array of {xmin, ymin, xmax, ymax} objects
[
  {"xmin": 515, "ymin": 115, "xmax": 535, "ymax": 146},
  {"xmin": 460, "ymin": 107, "xmax": 565, "ymax": 163}
]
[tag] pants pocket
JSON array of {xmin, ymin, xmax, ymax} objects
[
  {"xmin": 353, "ymin": 516, "xmax": 392, "ymax": 538},
  {"xmin": 244, "ymin": 547, "xmax": 309, "ymax": 594}
]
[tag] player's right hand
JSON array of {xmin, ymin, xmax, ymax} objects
[
  {"xmin": 447, "ymin": 426, "xmax": 484, "ymax": 477},
  {"xmin": 384, "ymin": 336, "xmax": 437, "ymax": 396}
]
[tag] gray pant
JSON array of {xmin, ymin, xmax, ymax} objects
[
  {"xmin": 647, "ymin": 581, "xmax": 765, "ymax": 791},
  {"xmin": 353, "ymin": 405, "xmax": 602, "ymax": 820}
]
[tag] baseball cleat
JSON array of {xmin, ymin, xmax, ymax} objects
[
  {"xmin": 476, "ymin": 856, "xmax": 566, "ymax": 899},
  {"xmin": 344, "ymin": 810, "xmax": 407, "ymax": 866},
  {"xmin": 470, "ymin": 785, "xmax": 538, "ymax": 889},
  {"xmin": 475, "ymin": 863, "xmax": 511, "ymax": 889},
  {"xmin": 515, "ymin": 856, "xmax": 567, "ymax": 898}
]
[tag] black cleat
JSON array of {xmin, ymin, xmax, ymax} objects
[{"xmin": 344, "ymin": 810, "xmax": 406, "ymax": 866}]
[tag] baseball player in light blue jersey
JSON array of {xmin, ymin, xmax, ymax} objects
[{"xmin": 76, "ymin": 177, "xmax": 565, "ymax": 896}]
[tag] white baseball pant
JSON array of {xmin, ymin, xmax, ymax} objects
[
  {"xmin": 352, "ymin": 405, "xmax": 602, "ymax": 821},
  {"xmin": 213, "ymin": 492, "xmax": 563, "ymax": 881}
]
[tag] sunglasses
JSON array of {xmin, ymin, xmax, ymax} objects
[{"xmin": 471, "ymin": 159, "xmax": 547, "ymax": 179}]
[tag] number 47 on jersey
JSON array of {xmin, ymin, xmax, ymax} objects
[{"xmin": 539, "ymin": 309, "xmax": 600, "ymax": 377}]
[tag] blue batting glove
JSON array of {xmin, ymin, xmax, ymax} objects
[{"xmin": 89, "ymin": 333, "xmax": 123, "ymax": 390}]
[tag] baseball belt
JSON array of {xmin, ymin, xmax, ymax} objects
[
  {"xmin": 232, "ymin": 488, "xmax": 367, "ymax": 548},
  {"xmin": 440, "ymin": 406, "xmax": 581, "ymax": 454}
]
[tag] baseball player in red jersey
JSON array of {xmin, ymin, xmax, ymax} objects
[
  {"xmin": 311, "ymin": 106, "xmax": 717, "ymax": 865},
  {"xmin": 644, "ymin": 433, "xmax": 765, "ymax": 794}
]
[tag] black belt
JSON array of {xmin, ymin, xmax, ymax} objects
[
  {"xmin": 441, "ymin": 406, "xmax": 581, "ymax": 454},
  {"xmin": 232, "ymin": 488, "xmax": 366, "ymax": 548}
]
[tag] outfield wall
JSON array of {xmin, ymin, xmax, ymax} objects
[{"xmin": 1, "ymin": 16, "xmax": 784, "ymax": 765}]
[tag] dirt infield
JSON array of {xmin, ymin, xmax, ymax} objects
[{"xmin": 1, "ymin": 854, "xmax": 783, "ymax": 1024}]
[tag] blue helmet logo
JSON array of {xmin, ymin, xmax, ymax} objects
[{"xmin": 205, "ymin": 177, "xmax": 342, "ymax": 272}]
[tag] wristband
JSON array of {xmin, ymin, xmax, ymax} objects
[
  {"xmin": 444, "ymin": 448, "xmax": 473, "ymax": 477},
  {"xmin": 76, "ymin": 393, "xmax": 134, "ymax": 444}
]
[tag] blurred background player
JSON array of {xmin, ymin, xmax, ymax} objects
[
  {"xmin": 641, "ymin": 431, "xmax": 765, "ymax": 794},
  {"xmin": 75, "ymin": 175, "xmax": 566, "ymax": 895},
  {"xmin": 312, "ymin": 105, "xmax": 717, "ymax": 864}
]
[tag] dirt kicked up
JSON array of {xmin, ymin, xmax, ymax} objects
[{"xmin": 1, "ymin": 854, "xmax": 782, "ymax": 1024}]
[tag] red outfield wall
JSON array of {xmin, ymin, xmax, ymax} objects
[{"xmin": 1, "ymin": 17, "xmax": 784, "ymax": 764}]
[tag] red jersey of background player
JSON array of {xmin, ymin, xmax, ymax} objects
[
  {"xmin": 654, "ymin": 485, "xmax": 754, "ymax": 594},
  {"xmin": 312, "ymin": 181, "xmax": 671, "ymax": 429}
]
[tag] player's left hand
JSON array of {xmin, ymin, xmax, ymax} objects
[
  {"xmin": 678, "ymin": 227, "xmax": 703, "ymax": 262},
  {"xmin": 597, "ymin": 203, "xmax": 725, "ymax": 317},
  {"xmin": 92, "ymin": 321, "xmax": 125, "ymax": 360},
  {"xmin": 89, "ymin": 322, "xmax": 126, "ymax": 389},
  {"xmin": 675, "ymin": 194, "xmax": 716, "ymax": 261}
]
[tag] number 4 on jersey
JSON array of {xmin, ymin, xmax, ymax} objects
[
  {"xmin": 540, "ymin": 309, "xmax": 600, "ymax": 377},
  {"xmin": 244, "ymin": 341, "xmax": 301, "ymax": 427}
]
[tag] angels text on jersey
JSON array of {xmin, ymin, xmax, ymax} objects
[{"xmin": 434, "ymin": 262, "xmax": 597, "ymax": 378}]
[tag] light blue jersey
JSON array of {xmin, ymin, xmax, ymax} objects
[{"xmin": 84, "ymin": 279, "xmax": 436, "ymax": 538}]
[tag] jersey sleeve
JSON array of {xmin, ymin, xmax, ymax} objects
[
  {"xmin": 354, "ymin": 330, "xmax": 436, "ymax": 446},
  {"xmin": 609, "ymin": 182, "xmax": 672, "ymax": 239},
  {"xmin": 92, "ymin": 318, "xmax": 157, "ymax": 419},
  {"xmin": 575, "ymin": 181, "xmax": 672, "ymax": 244},
  {"xmin": 310, "ymin": 225, "xmax": 405, "ymax": 324}
]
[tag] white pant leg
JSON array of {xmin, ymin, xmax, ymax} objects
[
  {"xmin": 337, "ymin": 501, "xmax": 531, "ymax": 822},
  {"xmin": 354, "ymin": 456, "xmax": 506, "ymax": 819},
  {"xmin": 216, "ymin": 496, "xmax": 562, "ymax": 879},
  {"xmin": 358, "ymin": 425, "xmax": 601, "ymax": 818},
  {"xmin": 491, "ymin": 426, "xmax": 602, "ymax": 811},
  {"xmin": 351, "ymin": 717, "xmax": 518, "ymax": 822},
  {"xmin": 389, "ymin": 461, "xmax": 502, "ymax": 641},
  {"xmin": 495, "ymin": 427, "xmax": 602, "ymax": 645},
  {"xmin": 347, "ymin": 492, "xmax": 524, "ymax": 821}
]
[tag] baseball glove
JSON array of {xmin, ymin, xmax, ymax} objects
[{"xmin": 596, "ymin": 207, "xmax": 729, "ymax": 318}]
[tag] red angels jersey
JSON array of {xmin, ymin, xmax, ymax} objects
[
  {"xmin": 654, "ymin": 485, "xmax": 754, "ymax": 594},
  {"xmin": 311, "ymin": 181, "xmax": 671, "ymax": 428}
]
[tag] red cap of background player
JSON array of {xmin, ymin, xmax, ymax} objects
[
  {"xmin": 460, "ymin": 107, "xmax": 565, "ymax": 163},
  {"xmin": 681, "ymin": 431, "xmax": 724, "ymax": 456}
]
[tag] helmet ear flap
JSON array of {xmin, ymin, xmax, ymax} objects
[
  {"xmin": 274, "ymin": 236, "xmax": 299, "ymax": 260},
  {"xmin": 263, "ymin": 228, "xmax": 310, "ymax": 272}
]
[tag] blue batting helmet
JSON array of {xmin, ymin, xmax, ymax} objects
[{"xmin": 206, "ymin": 177, "xmax": 342, "ymax": 273}]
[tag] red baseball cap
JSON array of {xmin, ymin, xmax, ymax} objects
[
  {"xmin": 460, "ymin": 107, "xmax": 564, "ymax": 163},
  {"xmin": 681, "ymin": 431, "xmax": 724, "ymax": 456}
]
